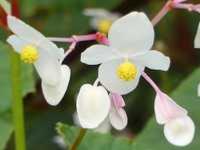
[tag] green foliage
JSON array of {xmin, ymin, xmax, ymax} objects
[
  {"xmin": 0, "ymin": 42, "xmax": 35, "ymax": 149},
  {"xmin": 56, "ymin": 68, "xmax": 200, "ymax": 150}
]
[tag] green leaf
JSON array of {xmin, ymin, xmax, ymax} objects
[
  {"xmin": 56, "ymin": 123, "xmax": 131, "ymax": 150},
  {"xmin": 0, "ymin": 41, "xmax": 35, "ymax": 150}
]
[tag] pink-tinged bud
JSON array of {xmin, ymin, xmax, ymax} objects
[
  {"xmin": 109, "ymin": 93, "xmax": 127, "ymax": 130},
  {"xmin": 154, "ymin": 92, "xmax": 195, "ymax": 146},
  {"xmin": 154, "ymin": 92, "xmax": 187, "ymax": 124}
]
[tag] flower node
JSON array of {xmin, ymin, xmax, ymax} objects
[
  {"xmin": 117, "ymin": 61, "xmax": 137, "ymax": 81},
  {"xmin": 97, "ymin": 19, "xmax": 112, "ymax": 34},
  {"xmin": 20, "ymin": 45, "xmax": 39, "ymax": 64}
]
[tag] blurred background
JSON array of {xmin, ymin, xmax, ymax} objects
[{"xmin": 0, "ymin": 0, "xmax": 200, "ymax": 149}]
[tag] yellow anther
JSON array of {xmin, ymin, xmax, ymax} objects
[
  {"xmin": 117, "ymin": 61, "xmax": 137, "ymax": 81},
  {"xmin": 97, "ymin": 19, "xmax": 112, "ymax": 34},
  {"xmin": 20, "ymin": 45, "xmax": 39, "ymax": 64}
]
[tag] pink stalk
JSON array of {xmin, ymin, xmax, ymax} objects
[
  {"xmin": 61, "ymin": 41, "xmax": 77, "ymax": 62},
  {"xmin": 142, "ymin": 72, "xmax": 162, "ymax": 94},
  {"xmin": 151, "ymin": 0, "xmax": 173, "ymax": 26},
  {"xmin": 48, "ymin": 33, "xmax": 97, "ymax": 43}
]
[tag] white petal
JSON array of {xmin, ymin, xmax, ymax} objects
[
  {"xmin": 7, "ymin": 16, "xmax": 64, "ymax": 60},
  {"xmin": 132, "ymin": 50, "xmax": 170, "ymax": 71},
  {"xmin": 41, "ymin": 65, "xmax": 70, "ymax": 106},
  {"xmin": 164, "ymin": 116, "xmax": 195, "ymax": 146},
  {"xmin": 84, "ymin": 8, "xmax": 110, "ymax": 18},
  {"xmin": 108, "ymin": 12, "xmax": 154, "ymax": 54},
  {"xmin": 94, "ymin": 117, "xmax": 111, "ymax": 133},
  {"xmin": 198, "ymin": 83, "xmax": 200, "ymax": 97},
  {"xmin": 81, "ymin": 44, "xmax": 119, "ymax": 65},
  {"xmin": 109, "ymin": 105, "xmax": 127, "ymax": 130},
  {"xmin": 98, "ymin": 59, "xmax": 144, "ymax": 95},
  {"xmin": 195, "ymin": 22, "xmax": 200, "ymax": 48},
  {"xmin": 7, "ymin": 35, "xmax": 27, "ymax": 53},
  {"xmin": 76, "ymin": 84, "xmax": 111, "ymax": 129},
  {"xmin": 34, "ymin": 48, "xmax": 61, "ymax": 86},
  {"xmin": 154, "ymin": 93, "xmax": 187, "ymax": 124}
]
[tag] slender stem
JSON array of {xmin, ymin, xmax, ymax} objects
[
  {"xmin": 142, "ymin": 72, "xmax": 161, "ymax": 93},
  {"xmin": 61, "ymin": 42, "xmax": 77, "ymax": 62},
  {"xmin": 10, "ymin": 51, "xmax": 26, "ymax": 150},
  {"xmin": 48, "ymin": 34, "xmax": 97, "ymax": 43},
  {"xmin": 70, "ymin": 128, "xmax": 87, "ymax": 150},
  {"xmin": 151, "ymin": 0, "xmax": 172, "ymax": 26}
]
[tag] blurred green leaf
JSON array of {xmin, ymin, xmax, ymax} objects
[
  {"xmin": 0, "ymin": 42, "xmax": 35, "ymax": 149},
  {"xmin": 20, "ymin": 0, "xmax": 121, "ymax": 37},
  {"xmin": 56, "ymin": 123, "xmax": 131, "ymax": 150}
]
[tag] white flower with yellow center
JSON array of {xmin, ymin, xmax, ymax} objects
[
  {"xmin": 84, "ymin": 8, "xmax": 120, "ymax": 34},
  {"xmin": 81, "ymin": 12, "xmax": 170, "ymax": 95},
  {"xmin": 7, "ymin": 16, "xmax": 70, "ymax": 106}
]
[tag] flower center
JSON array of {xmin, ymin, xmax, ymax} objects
[
  {"xmin": 20, "ymin": 45, "xmax": 39, "ymax": 64},
  {"xmin": 117, "ymin": 60, "xmax": 137, "ymax": 81},
  {"xmin": 97, "ymin": 19, "xmax": 112, "ymax": 34}
]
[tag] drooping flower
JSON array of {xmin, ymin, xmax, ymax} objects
[
  {"xmin": 109, "ymin": 93, "xmax": 128, "ymax": 130},
  {"xmin": 76, "ymin": 84, "xmax": 111, "ymax": 128},
  {"xmin": 7, "ymin": 16, "xmax": 70, "ymax": 106},
  {"xmin": 84, "ymin": 8, "xmax": 120, "ymax": 34},
  {"xmin": 154, "ymin": 92, "xmax": 195, "ymax": 146},
  {"xmin": 76, "ymin": 85, "xmax": 128, "ymax": 130},
  {"xmin": 81, "ymin": 12, "xmax": 170, "ymax": 95}
]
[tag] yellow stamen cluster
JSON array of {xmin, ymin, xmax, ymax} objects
[
  {"xmin": 20, "ymin": 45, "xmax": 39, "ymax": 64},
  {"xmin": 117, "ymin": 61, "xmax": 137, "ymax": 81},
  {"xmin": 97, "ymin": 19, "xmax": 112, "ymax": 34}
]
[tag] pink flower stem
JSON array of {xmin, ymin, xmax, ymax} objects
[
  {"xmin": 151, "ymin": 0, "xmax": 173, "ymax": 26},
  {"xmin": 142, "ymin": 72, "xmax": 162, "ymax": 94},
  {"xmin": 48, "ymin": 33, "xmax": 97, "ymax": 43},
  {"xmin": 61, "ymin": 41, "xmax": 77, "ymax": 62}
]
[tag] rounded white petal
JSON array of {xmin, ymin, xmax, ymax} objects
[
  {"xmin": 7, "ymin": 16, "xmax": 64, "ymax": 60},
  {"xmin": 41, "ymin": 65, "xmax": 70, "ymax": 106},
  {"xmin": 76, "ymin": 84, "xmax": 111, "ymax": 129},
  {"xmin": 154, "ymin": 93, "xmax": 187, "ymax": 125},
  {"xmin": 34, "ymin": 47, "xmax": 61, "ymax": 86},
  {"xmin": 194, "ymin": 22, "xmax": 200, "ymax": 48},
  {"xmin": 7, "ymin": 35, "xmax": 27, "ymax": 53},
  {"xmin": 109, "ymin": 106, "xmax": 127, "ymax": 130},
  {"xmin": 98, "ymin": 59, "xmax": 144, "ymax": 95},
  {"xmin": 164, "ymin": 116, "xmax": 195, "ymax": 146},
  {"xmin": 81, "ymin": 44, "xmax": 119, "ymax": 65},
  {"xmin": 108, "ymin": 12, "xmax": 154, "ymax": 54},
  {"xmin": 132, "ymin": 50, "xmax": 170, "ymax": 71}
]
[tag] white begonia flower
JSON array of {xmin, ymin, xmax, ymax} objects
[
  {"xmin": 76, "ymin": 84, "xmax": 111, "ymax": 129},
  {"xmin": 84, "ymin": 8, "xmax": 120, "ymax": 34},
  {"xmin": 7, "ymin": 16, "xmax": 70, "ymax": 106},
  {"xmin": 81, "ymin": 12, "xmax": 170, "ymax": 95},
  {"xmin": 154, "ymin": 92, "xmax": 195, "ymax": 146}
]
